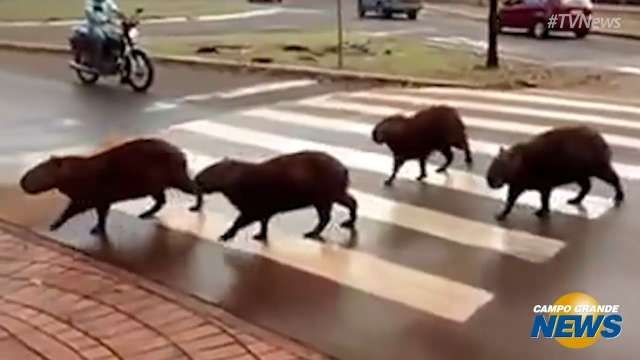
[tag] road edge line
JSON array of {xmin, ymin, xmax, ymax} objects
[{"xmin": 0, "ymin": 40, "xmax": 481, "ymax": 88}]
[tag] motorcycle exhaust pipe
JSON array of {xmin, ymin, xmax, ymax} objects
[{"xmin": 69, "ymin": 61, "xmax": 99, "ymax": 75}]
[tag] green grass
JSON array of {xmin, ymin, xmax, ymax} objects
[
  {"xmin": 146, "ymin": 29, "xmax": 602, "ymax": 88},
  {"xmin": 0, "ymin": 0, "xmax": 253, "ymax": 21}
]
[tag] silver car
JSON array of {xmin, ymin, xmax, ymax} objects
[{"xmin": 358, "ymin": 0, "xmax": 423, "ymax": 20}]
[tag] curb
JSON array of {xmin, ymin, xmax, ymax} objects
[
  {"xmin": 424, "ymin": 5, "xmax": 640, "ymax": 41},
  {"xmin": 591, "ymin": 29, "xmax": 640, "ymax": 41},
  {"xmin": 0, "ymin": 217, "xmax": 332, "ymax": 360},
  {"xmin": 0, "ymin": 40, "xmax": 481, "ymax": 88}
]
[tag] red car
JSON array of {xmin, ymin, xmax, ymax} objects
[{"xmin": 498, "ymin": 0, "xmax": 593, "ymax": 39}]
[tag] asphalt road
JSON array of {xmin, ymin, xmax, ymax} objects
[
  {"xmin": 1, "ymin": 0, "xmax": 640, "ymax": 73},
  {"xmin": 1, "ymin": 50, "xmax": 639, "ymax": 360}
]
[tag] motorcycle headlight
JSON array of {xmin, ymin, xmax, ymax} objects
[{"xmin": 129, "ymin": 28, "xmax": 139, "ymax": 41}]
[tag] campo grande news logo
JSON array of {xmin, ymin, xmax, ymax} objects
[{"xmin": 530, "ymin": 292, "xmax": 623, "ymax": 349}]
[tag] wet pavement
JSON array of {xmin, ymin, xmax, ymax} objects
[{"xmin": 1, "ymin": 50, "xmax": 640, "ymax": 359}]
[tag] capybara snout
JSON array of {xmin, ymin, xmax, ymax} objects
[
  {"xmin": 372, "ymin": 105, "xmax": 472, "ymax": 186},
  {"xmin": 20, "ymin": 157, "xmax": 64, "ymax": 194},
  {"xmin": 486, "ymin": 148, "xmax": 520, "ymax": 190},
  {"xmin": 195, "ymin": 151, "xmax": 358, "ymax": 242},
  {"xmin": 488, "ymin": 126, "xmax": 625, "ymax": 220},
  {"xmin": 21, "ymin": 139, "xmax": 202, "ymax": 235},
  {"xmin": 194, "ymin": 159, "xmax": 243, "ymax": 194}
]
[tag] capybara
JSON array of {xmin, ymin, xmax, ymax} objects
[
  {"xmin": 194, "ymin": 151, "xmax": 358, "ymax": 242},
  {"xmin": 487, "ymin": 126, "xmax": 625, "ymax": 220},
  {"xmin": 372, "ymin": 105, "xmax": 472, "ymax": 186},
  {"xmin": 20, "ymin": 139, "xmax": 202, "ymax": 235}
]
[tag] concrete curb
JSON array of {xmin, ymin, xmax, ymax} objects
[
  {"xmin": 0, "ymin": 39, "xmax": 481, "ymax": 88},
  {"xmin": 424, "ymin": 5, "xmax": 640, "ymax": 41},
  {"xmin": 591, "ymin": 29, "xmax": 640, "ymax": 41}
]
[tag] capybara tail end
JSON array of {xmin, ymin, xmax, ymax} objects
[
  {"xmin": 595, "ymin": 164, "xmax": 625, "ymax": 205},
  {"xmin": 455, "ymin": 135, "xmax": 473, "ymax": 167},
  {"xmin": 173, "ymin": 171, "xmax": 204, "ymax": 212},
  {"xmin": 337, "ymin": 192, "xmax": 357, "ymax": 229}
]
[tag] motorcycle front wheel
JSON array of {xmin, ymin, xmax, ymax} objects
[{"xmin": 124, "ymin": 49, "xmax": 154, "ymax": 93}]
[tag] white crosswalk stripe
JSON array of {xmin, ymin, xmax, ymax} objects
[
  {"xmin": 348, "ymin": 91, "xmax": 640, "ymax": 131},
  {"xmin": 298, "ymin": 95, "xmax": 640, "ymax": 151},
  {"xmin": 405, "ymin": 87, "xmax": 640, "ymax": 116}
]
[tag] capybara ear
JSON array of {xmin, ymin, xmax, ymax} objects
[{"xmin": 498, "ymin": 147, "xmax": 505, "ymax": 155}]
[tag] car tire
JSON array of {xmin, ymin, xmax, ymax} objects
[
  {"xmin": 407, "ymin": 10, "xmax": 418, "ymax": 20},
  {"xmin": 383, "ymin": 9, "xmax": 392, "ymax": 19},
  {"xmin": 531, "ymin": 21, "xmax": 548, "ymax": 39},
  {"xmin": 575, "ymin": 29, "xmax": 589, "ymax": 39}
]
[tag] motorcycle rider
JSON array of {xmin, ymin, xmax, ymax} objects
[{"xmin": 84, "ymin": 0, "xmax": 123, "ymax": 71}]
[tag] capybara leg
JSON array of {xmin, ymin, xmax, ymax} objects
[
  {"xmin": 174, "ymin": 173, "xmax": 203, "ymax": 212},
  {"xmin": 417, "ymin": 157, "xmax": 427, "ymax": 181},
  {"xmin": 595, "ymin": 165, "xmax": 625, "ymax": 205},
  {"xmin": 337, "ymin": 193, "xmax": 357, "ymax": 229},
  {"xmin": 385, "ymin": 157, "xmax": 405, "ymax": 186},
  {"xmin": 568, "ymin": 178, "xmax": 592, "ymax": 205},
  {"xmin": 220, "ymin": 214, "xmax": 254, "ymax": 242},
  {"xmin": 495, "ymin": 186, "xmax": 524, "ymax": 221},
  {"xmin": 139, "ymin": 192, "xmax": 167, "ymax": 219},
  {"xmin": 436, "ymin": 147, "xmax": 453, "ymax": 174},
  {"xmin": 50, "ymin": 201, "xmax": 86, "ymax": 231},
  {"xmin": 253, "ymin": 217, "xmax": 271, "ymax": 242},
  {"xmin": 305, "ymin": 204, "xmax": 332, "ymax": 240},
  {"xmin": 91, "ymin": 204, "xmax": 111, "ymax": 236},
  {"xmin": 535, "ymin": 188, "xmax": 552, "ymax": 218}
]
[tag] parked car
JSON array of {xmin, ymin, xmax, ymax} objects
[
  {"xmin": 358, "ymin": 0, "xmax": 423, "ymax": 20},
  {"xmin": 498, "ymin": 0, "xmax": 593, "ymax": 39}
]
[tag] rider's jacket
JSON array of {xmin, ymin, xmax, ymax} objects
[{"xmin": 84, "ymin": 0, "xmax": 120, "ymax": 37}]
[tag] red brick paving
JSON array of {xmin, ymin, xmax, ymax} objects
[{"xmin": 0, "ymin": 221, "xmax": 329, "ymax": 360}]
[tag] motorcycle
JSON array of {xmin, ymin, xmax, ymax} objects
[{"xmin": 69, "ymin": 8, "xmax": 154, "ymax": 92}]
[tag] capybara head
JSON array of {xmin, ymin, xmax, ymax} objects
[
  {"xmin": 372, "ymin": 115, "xmax": 406, "ymax": 144},
  {"xmin": 195, "ymin": 159, "xmax": 246, "ymax": 194},
  {"xmin": 487, "ymin": 147, "xmax": 522, "ymax": 189},
  {"xmin": 20, "ymin": 157, "xmax": 71, "ymax": 194}
]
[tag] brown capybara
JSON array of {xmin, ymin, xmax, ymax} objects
[
  {"xmin": 194, "ymin": 151, "xmax": 358, "ymax": 242},
  {"xmin": 487, "ymin": 126, "xmax": 625, "ymax": 221},
  {"xmin": 20, "ymin": 139, "xmax": 202, "ymax": 235},
  {"xmin": 372, "ymin": 105, "xmax": 472, "ymax": 186}
]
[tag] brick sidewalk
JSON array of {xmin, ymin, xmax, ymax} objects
[{"xmin": 0, "ymin": 220, "xmax": 328, "ymax": 360}]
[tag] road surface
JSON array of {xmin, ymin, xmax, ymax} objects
[
  {"xmin": 1, "ymin": 0, "xmax": 640, "ymax": 74},
  {"xmin": 0, "ymin": 50, "xmax": 639, "ymax": 360}
]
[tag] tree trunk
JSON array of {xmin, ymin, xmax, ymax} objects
[{"xmin": 486, "ymin": 0, "xmax": 499, "ymax": 68}]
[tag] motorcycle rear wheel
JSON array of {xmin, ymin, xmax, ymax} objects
[{"xmin": 74, "ymin": 53, "xmax": 100, "ymax": 85}]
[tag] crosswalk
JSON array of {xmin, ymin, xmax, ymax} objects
[{"xmin": 12, "ymin": 84, "xmax": 640, "ymax": 324}]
